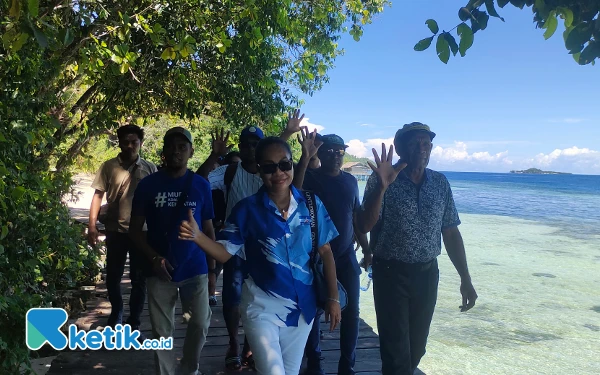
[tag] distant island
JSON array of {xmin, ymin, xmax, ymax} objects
[{"xmin": 510, "ymin": 168, "xmax": 571, "ymax": 175}]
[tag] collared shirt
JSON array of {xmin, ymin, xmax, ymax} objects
[
  {"xmin": 363, "ymin": 168, "xmax": 460, "ymax": 263},
  {"xmin": 91, "ymin": 155, "xmax": 157, "ymax": 232},
  {"xmin": 208, "ymin": 162, "xmax": 263, "ymax": 219},
  {"xmin": 217, "ymin": 186, "xmax": 338, "ymax": 327},
  {"xmin": 131, "ymin": 170, "xmax": 215, "ymax": 282},
  {"xmin": 303, "ymin": 169, "xmax": 361, "ymax": 270}
]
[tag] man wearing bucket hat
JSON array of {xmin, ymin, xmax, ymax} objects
[{"xmin": 357, "ymin": 122, "xmax": 478, "ymax": 375}]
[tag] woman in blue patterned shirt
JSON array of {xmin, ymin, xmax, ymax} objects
[{"xmin": 178, "ymin": 136, "xmax": 342, "ymax": 375}]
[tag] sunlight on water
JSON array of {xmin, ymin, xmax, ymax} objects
[{"xmin": 356, "ymin": 175, "xmax": 600, "ymax": 374}]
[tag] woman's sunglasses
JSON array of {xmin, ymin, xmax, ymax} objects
[{"xmin": 259, "ymin": 160, "xmax": 293, "ymax": 174}]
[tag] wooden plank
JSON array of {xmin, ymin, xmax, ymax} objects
[{"xmin": 49, "ymin": 256, "xmax": 383, "ymax": 375}]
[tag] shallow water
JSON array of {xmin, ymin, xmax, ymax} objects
[{"xmin": 356, "ymin": 173, "xmax": 600, "ymax": 374}]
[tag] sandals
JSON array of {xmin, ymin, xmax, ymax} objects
[
  {"xmin": 209, "ymin": 295, "xmax": 218, "ymax": 306},
  {"xmin": 225, "ymin": 355, "xmax": 242, "ymax": 371},
  {"xmin": 241, "ymin": 353, "xmax": 256, "ymax": 370}
]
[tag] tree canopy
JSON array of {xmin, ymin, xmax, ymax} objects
[
  {"xmin": 415, "ymin": 0, "xmax": 600, "ymax": 65},
  {"xmin": 0, "ymin": 0, "xmax": 387, "ymax": 372}
]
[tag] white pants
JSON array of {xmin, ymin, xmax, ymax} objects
[{"xmin": 242, "ymin": 313, "xmax": 313, "ymax": 375}]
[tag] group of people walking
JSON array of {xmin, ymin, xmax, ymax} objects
[{"xmin": 88, "ymin": 115, "xmax": 478, "ymax": 375}]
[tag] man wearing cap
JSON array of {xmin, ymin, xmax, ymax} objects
[
  {"xmin": 294, "ymin": 134, "xmax": 370, "ymax": 375},
  {"xmin": 357, "ymin": 122, "xmax": 478, "ymax": 375},
  {"xmin": 204, "ymin": 111, "xmax": 306, "ymax": 370},
  {"xmin": 130, "ymin": 127, "xmax": 216, "ymax": 375},
  {"xmin": 88, "ymin": 124, "xmax": 157, "ymax": 331}
]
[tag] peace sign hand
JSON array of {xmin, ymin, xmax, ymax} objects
[
  {"xmin": 367, "ymin": 144, "xmax": 407, "ymax": 190},
  {"xmin": 211, "ymin": 128, "xmax": 233, "ymax": 157},
  {"xmin": 297, "ymin": 126, "xmax": 323, "ymax": 160}
]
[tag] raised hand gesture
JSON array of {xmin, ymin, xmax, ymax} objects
[
  {"xmin": 211, "ymin": 128, "xmax": 233, "ymax": 157},
  {"xmin": 285, "ymin": 109, "xmax": 305, "ymax": 135},
  {"xmin": 297, "ymin": 126, "xmax": 322, "ymax": 160},
  {"xmin": 367, "ymin": 144, "xmax": 407, "ymax": 190}
]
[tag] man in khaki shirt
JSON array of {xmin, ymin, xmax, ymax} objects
[{"xmin": 88, "ymin": 125, "xmax": 157, "ymax": 330}]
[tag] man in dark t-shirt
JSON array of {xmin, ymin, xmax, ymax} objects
[
  {"xmin": 130, "ymin": 127, "xmax": 216, "ymax": 375},
  {"xmin": 295, "ymin": 134, "xmax": 370, "ymax": 375}
]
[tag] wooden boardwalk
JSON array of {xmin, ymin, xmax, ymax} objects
[{"xmin": 48, "ymin": 260, "xmax": 383, "ymax": 374}]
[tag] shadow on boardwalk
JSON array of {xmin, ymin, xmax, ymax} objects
[{"xmin": 47, "ymin": 260, "xmax": 392, "ymax": 375}]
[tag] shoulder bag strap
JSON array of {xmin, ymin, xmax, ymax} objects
[
  {"xmin": 223, "ymin": 162, "xmax": 238, "ymax": 214},
  {"xmin": 303, "ymin": 190, "xmax": 319, "ymax": 260},
  {"xmin": 115, "ymin": 163, "xmax": 139, "ymax": 203}
]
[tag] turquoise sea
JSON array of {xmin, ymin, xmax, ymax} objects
[{"xmin": 356, "ymin": 172, "xmax": 600, "ymax": 375}]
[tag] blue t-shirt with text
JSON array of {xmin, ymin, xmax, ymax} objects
[{"xmin": 132, "ymin": 170, "xmax": 214, "ymax": 282}]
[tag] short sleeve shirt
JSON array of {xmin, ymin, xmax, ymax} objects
[
  {"xmin": 131, "ymin": 170, "xmax": 215, "ymax": 282},
  {"xmin": 91, "ymin": 155, "xmax": 157, "ymax": 232},
  {"xmin": 363, "ymin": 168, "xmax": 460, "ymax": 263},
  {"xmin": 217, "ymin": 186, "xmax": 338, "ymax": 327},
  {"xmin": 208, "ymin": 162, "xmax": 263, "ymax": 219},
  {"xmin": 303, "ymin": 169, "xmax": 360, "ymax": 262}
]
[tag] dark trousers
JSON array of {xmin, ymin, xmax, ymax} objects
[
  {"xmin": 305, "ymin": 258, "xmax": 361, "ymax": 375},
  {"xmin": 372, "ymin": 257, "xmax": 439, "ymax": 375},
  {"xmin": 105, "ymin": 231, "xmax": 147, "ymax": 328}
]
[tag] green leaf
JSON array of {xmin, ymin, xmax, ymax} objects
[
  {"xmin": 111, "ymin": 54, "xmax": 123, "ymax": 64},
  {"xmin": 0, "ymin": 226, "xmax": 7, "ymax": 240},
  {"xmin": 11, "ymin": 186, "xmax": 26, "ymax": 200},
  {"xmin": 436, "ymin": 35, "xmax": 450, "ymax": 64},
  {"xmin": 497, "ymin": 0, "xmax": 510, "ymax": 7},
  {"xmin": 458, "ymin": 23, "xmax": 474, "ymax": 57},
  {"xmin": 485, "ymin": 0, "xmax": 504, "ymax": 21},
  {"xmin": 191, "ymin": 60, "xmax": 197, "ymax": 71},
  {"xmin": 426, "ymin": 19, "xmax": 439, "ymax": 34},
  {"xmin": 9, "ymin": 0, "xmax": 20, "ymax": 18},
  {"xmin": 119, "ymin": 62, "xmax": 130, "ymax": 74},
  {"xmin": 476, "ymin": 11, "xmax": 490, "ymax": 30},
  {"xmin": 557, "ymin": 7, "xmax": 574, "ymax": 28},
  {"xmin": 161, "ymin": 47, "xmax": 176, "ymax": 60},
  {"xmin": 543, "ymin": 13, "xmax": 558, "ymax": 40},
  {"xmin": 32, "ymin": 26, "xmax": 48, "ymax": 49},
  {"xmin": 578, "ymin": 42, "xmax": 600, "ymax": 65},
  {"xmin": 28, "ymin": 0, "xmax": 39, "ymax": 17},
  {"xmin": 572, "ymin": 52, "xmax": 581, "ymax": 63},
  {"xmin": 444, "ymin": 33, "xmax": 459, "ymax": 56},
  {"xmin": 565, "ymin": 23, "xmax": 593, "ymax": 54},
  {"xmin": 414, "ymin": 36, "xmax": 434, "ymax": 51},
  {"xmin": 0, "ymin": 244, "xmax": 4, "ymax": 256}
]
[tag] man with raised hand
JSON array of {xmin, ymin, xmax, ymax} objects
[
  {"xmin": 357, "ymin": 122, "xmax": 478, "ymax": 375},
  {"xmin": 294, "ymin": 133, "xmax": 369, "ymax": 375}
]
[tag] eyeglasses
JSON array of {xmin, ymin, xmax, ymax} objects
[
  {"xmin": 259, "ymin": 160, "xmax": 293, "ymax": 174},
  {"xmin": 323, "ymin": 149, "xmax": 345, "ymax": 157}
]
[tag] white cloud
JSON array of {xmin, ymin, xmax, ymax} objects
[
  {"xmin": 525, "ymin": 146, "xmax": 600, "ymax": 174},
  {"xmin": 549, "ymin": 118, "xmax": 588, "ymax": 124},
  {"xmin": 429, "ymin": 142, "xmax": 513, "ymax": 171},
  {"xmin": 360, "ymin": 123, "xmax": 376, "ymax": 127},
  {"xmin": 300, "ymin": 118, "xmax": 324, "ymax": 133},
  {"xmin": 343, "ymin": 138, "xmax": 600, "ymax": 174}
]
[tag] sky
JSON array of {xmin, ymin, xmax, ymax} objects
[{"xmin": 296, "ymin": 1, "xmax": 600, "ymax": 174}]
